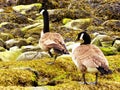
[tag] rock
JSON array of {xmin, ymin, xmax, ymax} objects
[
  {"xmin": 113, "ymin": 40, "xmax": 120, "ymax": 52},
  {"xmin": 5, "ymin": 39, "xmax": 18, "ymax": 49},
  {"xmin": 0, "ymin": 46, "xmax": 6, "ymax": 52},
  {"xmin": 21, "ymin": 23, "xmax": 42, "ymax": 39},
  {"xmin": 66, "ymin": 42, "xmax": 80, "ymax": 53},
  {"xmin": 0, "ymin": 38, "xmax": 5, "ymax": 47},
  {"xmin": 0, "ymin": 22, "xmax": 19, "ymax": 30},
  {"xmin": 102, "ymin": 20, "xmax": 120, "ymax": 32},
  {"xmin": 63, "ymin": 18, "xmax": 92, "ymax": 30},
  {"xmin": 0, "ymin": 33, "xmax": 14, "ymax": 41},
  {"xmin": 21, "ymin": 45, "xmax": 41, "ymax": 52},
  {"xmin": 100, "ymin": 47, "xmax": 117, "ymax": 56},
  {"xmin": 91, "ymin": 33, "xmax": 113, "ymax": 47},
  {"xmin": 16, "ymin": 51, "xmax": 50, "ymax": 61},
  {"xmin": 12, "ymin": 3, "xmax": 41, "ymax": 14},
  {"xmin": 0, "ymin": 12, "xmax": 32, "ymax": 24},
  {"xmin": 6, "ymin": 0, "xmax": 18, "ymax": 6},
  {"xmin": 62, "ymin": 18, "xmax": 72, "ymax": 25},
  {"xmin": 5, "ymin": 39, "xmax": 28, "ymax": 49},
  {"xmin": 0, "ymin": 49, "xmax": 22, "ymax": 61},
  {"xmin": 0, "ymin": 8, "xmax": 4, "ymax": 12}
]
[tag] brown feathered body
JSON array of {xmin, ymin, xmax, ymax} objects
[
  {"xmin": 72, "ymin": 44, "xmax": 109, "ymax": 73},
  {"xmin": 39, "ymin": 32, "xmax": 68, "ymax": 54}
]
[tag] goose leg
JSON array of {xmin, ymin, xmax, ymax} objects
[
  {"xmin": 46, "ymin": 51, "xmax": 55, "ymax": 65},
  {"xmin": 95, "ymin": 73, "xmax": 98, "ymax": 85},
  {"xmin": 82, "ymin": 73, "xmax": 88, "ymax": 85},
  {"xmin": 48, "ymin": 51, "xmax": 53, "ymax": 57}
]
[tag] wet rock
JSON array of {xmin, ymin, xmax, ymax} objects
[{"xmin": 16, "ymin": 51, "xmax": 50, "ymax": 61}]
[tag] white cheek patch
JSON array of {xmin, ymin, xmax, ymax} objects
[
  {"xmin": 40, "ymin": 9, "xmax": 45, "ymax": 15},
  {"xmin": 80, "ymin": 33, "xmax": 84, "ymax": 40}
]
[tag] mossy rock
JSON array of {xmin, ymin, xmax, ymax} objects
[
  {"xmin": 0, "ymin": 50, "xmax": 22, "ymax": 61},
  {"xmin": 0, "ymin": 69, "xmax": 37, "ymax": 86},
  {"xmin": 100, "ymin": 47, "xmax": 117, "ymax": 56},
  {"xmin": 0, "ymin": 33, "xmax": 14, "ymax": 41},
  {"xmin": 0, "ymin": 54, "xmax": 120, "ymax": 88},
  {"xmin": 63, "ymin": 18, "xmax": 92, "ymax": 30},
  {"xmin": 12, "ymin": 3, "xmax": 42, "ymax": 14},
  {"xmin": 62, "ymin": 18, "xmax": 72, "ymax": 25}
]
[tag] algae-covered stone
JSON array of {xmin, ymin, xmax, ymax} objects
[
  {"xmin": 100, "ymin": 47, "xmax": 117, "ymax": 56},
  {"xmin": 62, "ymin": 18, "xmax": 72, "ymax": 25},
  {"xmin": 0, "ymin": 69, "xmax": 37, "ymax": 86},
  {"xmin": 12, "ymin": 3, "xmax": 42, "ymax": 14},
  {"xmin": 63, "ymin": 18, "xmax": 92, "ymax": 30},
  {"xmin": 0, "ymin": 49, "xmax": 22, "ymax": 61},
  {"xmin": 0, "ymin": 33, "xmax": 14, "ymax": 41}
]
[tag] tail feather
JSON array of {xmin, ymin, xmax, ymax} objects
[{"xmin": 97, "ymin": 66, "xmax": 112, "ymax": 75}]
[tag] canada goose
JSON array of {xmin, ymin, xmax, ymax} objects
[
  {"xmin": 39, "ymin": 2, "xmax": 69, "ymax": 64},
  {"xmin": 72, "ymin": 31, "xmax": 112, "ymax": 85}
]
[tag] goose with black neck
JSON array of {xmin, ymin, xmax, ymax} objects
[
  {"xmin": 72, "ymin": 31, "xmax": 112, "ymax": 85},
  {"xmin": 39, "ymin": 1, "xmax": 69, "ymax": 64}
]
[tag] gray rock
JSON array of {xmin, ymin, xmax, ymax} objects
[
  {"xmin": 16, "ymin": 51, "xmax": 50, "ymax": 61},
  {"xmin": 21, "ymin": 45, "xmax": 41, "ymax": 52},
  {"xmin": 91, "ymin": 33, "xmax": 113, "ymax": 47},
  {"xmin": 113, "ymin": 40, "xmax": 120, "ymax": 52}
]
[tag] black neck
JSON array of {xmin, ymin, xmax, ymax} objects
[
  {"xmin": 82, "ymin": 34, "xmax": 91, "ymax": 44},
  {"xmin": 43, "ymin": 9, "xmax": 49, "ymax": 33}
]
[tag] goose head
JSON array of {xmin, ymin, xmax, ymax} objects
[{"xmin": 76, "ymin": 31, "xmax": 91, "ymax": 44}]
